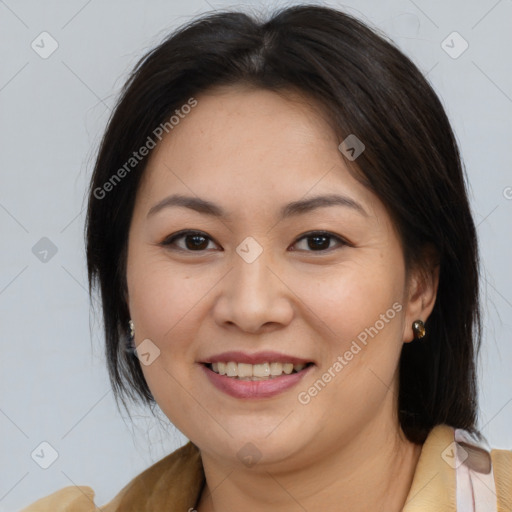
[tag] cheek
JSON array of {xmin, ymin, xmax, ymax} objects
[
  {"xmin": 126, "ymin": 251, "xmax": 213, "ymax": 403},
  {"xmin": 305, "ymin": 265, "xmax": 404, "ymax": 398},
  {"xmin": 296, "ymin": 278, "xmax": 404, "ymax": 427},
  {"xmin": 293, "ymin": 260, "xmax": 404, "ymax": 349},
  {"xmin": 293, "ymin": 259, "xmax": 405, "ymax": 407},
  {"xmin": 127, "ymin": 249, "xmax": 214, "ymax": 343},
  {"xmin": 128, "ymin": 258, "xmax": 208, "ymax": 428}
]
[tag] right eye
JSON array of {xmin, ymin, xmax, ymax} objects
[{"xmin": 159, "ymin": 230, "xmax": 220, "ymax": 252}]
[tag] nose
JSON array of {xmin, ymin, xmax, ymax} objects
[{"xmin": 212, "ymin": 248, "xmax": 294, "ymax": 334}]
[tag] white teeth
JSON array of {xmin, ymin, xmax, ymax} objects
[
  {"xmin": 208, "ymin": 361, "xmax": 309, "ymax": 379},
  {"xmin": 237, "ymin": 363, "xmax": 253, "ymax": 378},
  {"xmin": 269, "ymin": 362, "xmax": 283, "ymax": 376},
  {"xmin": 253, "ymin": 363, "xmax": 270, "ymax": 377},
  {"xmin": 226, "ymin": 362, "xmax": 237, "ymax": 377},
  {"xmin": 282, "ymin": 363, "xmax": 294, "ymax": 375}
]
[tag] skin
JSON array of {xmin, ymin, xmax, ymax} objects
[{"xmin": 126, "ymin": 85, "xmax": 439, "ymax": 512}]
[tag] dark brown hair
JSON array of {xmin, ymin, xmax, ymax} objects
[{"xmin": 85, "ymin": 4, "xmax": 481, "ymax": 444}]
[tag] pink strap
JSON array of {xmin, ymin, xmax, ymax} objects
[{"xmin": 454, "ymin": 428, "xmax": 498, "ymax": 511}]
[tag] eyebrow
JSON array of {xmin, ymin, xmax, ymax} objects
[{"xmin": 147, "ymin": 193, "xmax": 368, "ymax": 219}]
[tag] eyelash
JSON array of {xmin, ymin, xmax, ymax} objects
[{"xmin": 159, "ymin": 230, "xmax": 350, "ymax": 253}]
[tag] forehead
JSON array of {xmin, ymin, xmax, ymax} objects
[{"xmin": 136, "ymin": 86, "xmax": 378, "ymax": 219}]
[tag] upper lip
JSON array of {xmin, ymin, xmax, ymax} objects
[{"xmin": 201, "ymin": 351, "xmax": 314, "ymax": 365}]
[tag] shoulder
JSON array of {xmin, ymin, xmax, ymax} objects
[
  {"xmin": 490, "ymin": 445, "xmax": 512, "ymax": 508},
  {"xmin": 491, "ymin": 445, "xmax": 512, "ymax": 468},
  {"xmin": 103, "ymin": 440, "xmax": 204, "ymax": 509},
  {"xmin": 19, "ymin": 485, "xmax": 97, "ymax": 512},
  {"xmin": 20, "ymin": 441, "xmax": 204, "ymax": 512},
  {"xmin": 404, "ymin": 424, "xmax": 512, "ymax": 510}
]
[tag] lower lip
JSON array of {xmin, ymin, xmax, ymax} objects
[{"xmin": 200, "ymin": 364, "xmax": 314, "ymax": 399}]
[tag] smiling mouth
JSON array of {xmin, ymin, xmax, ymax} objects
[{"xmin": 203, "ymin": 361, "xmax": 315, "ymax": 380}]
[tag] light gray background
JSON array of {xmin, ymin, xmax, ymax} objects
[{"xmin": 1, "ymin": 0, "xmax": 511, "ymax": 510}]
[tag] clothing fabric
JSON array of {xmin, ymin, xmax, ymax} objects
[{"xmin": 20, "ymin": 424, "xmax": 512, "ymax": 511}]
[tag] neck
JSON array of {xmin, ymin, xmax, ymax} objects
[{"xmin": 196, "ymin": 415, "xmax": 423, "ymax": 512}]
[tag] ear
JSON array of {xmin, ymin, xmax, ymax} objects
[{"xmin": 402, "ymin": 247, "xmax": 440, "ymax": 343}]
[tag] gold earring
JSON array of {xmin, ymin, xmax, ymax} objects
[{"xmin": 412, "ymin": 319, "xmax": 426, "ymax": 339}]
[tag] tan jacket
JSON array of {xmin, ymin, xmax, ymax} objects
[{"xmin": 21, "ymin": 424, "xmax": 512, "ymax": 511}]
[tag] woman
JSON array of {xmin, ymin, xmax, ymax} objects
[{"xmin": 22, "ymin": 4, "xmax": 511, "ymax": 511}]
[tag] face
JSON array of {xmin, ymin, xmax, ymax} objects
[{"xmin": 126, "ymin": 86, "xmax": 425, "ymax": 470}]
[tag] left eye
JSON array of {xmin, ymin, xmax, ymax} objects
[
  {"xmin": 160, "ymin": 230, "xmax": 347, "ymax": 253},
  {"xmin": 292, "ymin": 231, "xmax": 347, "ymax": 252}
]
